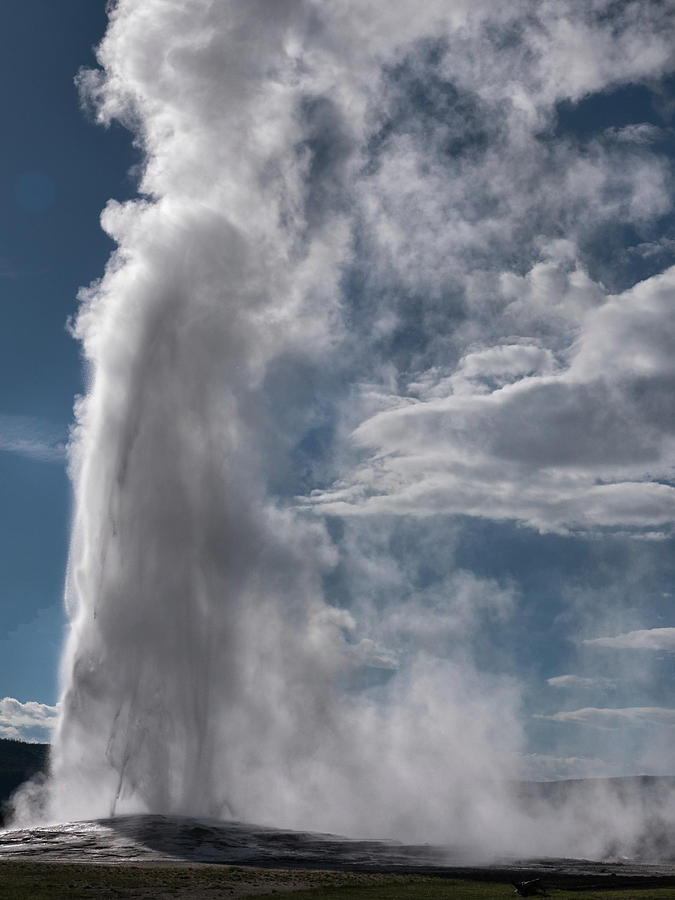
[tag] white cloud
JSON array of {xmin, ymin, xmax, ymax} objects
[
  {"xmin": 0, "ymin": 697, "xmax": 58, "ymax": 742},
  {"xmin": 630, "ymin": 237, "xmax": 675, "ymax": 259},
  {"xmin": 535, "ymin": 707, "xmax": 675, "ymax": 729},
  {"xmin": 0, "ymin": 414, "xmax": 66, "ymax": 463},
  {"xmin": 547, "ymin": 675, "xmax": 616, "ymax": 689},
  {"xmin": 287, "ymin": 4, "xmax": 675, "ymax": 539},
  {"xmin": 310, "ymin": 266, "xmax": 675, "ymax": 535},
  {"xmin": 517, "ymin": 753, "xmax": 610, "ymax": 781},
  {"xmin": 348, "ymin": 638, "xmax": 399, "ymax": 670},
  {"xmin": 412, "ymin": 344, "xmax": 557, "ymax": 400},
  {"xmin": 584, "ymin": 627, "xmax": 675, "ymax": 651},
  {"xmin": 604, "ymin": 123, "xmax": 666, "ymax": 144}
]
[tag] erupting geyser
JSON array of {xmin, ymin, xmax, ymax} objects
[
  {"xmin": 11, "ymin": 0, "xmax": 675, "ymax": 863},
  {"xmin": 37, "ymin": 0, "xmax": 521, "ymax": 840}
]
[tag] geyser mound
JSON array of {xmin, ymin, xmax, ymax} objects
[
  {"xmin": 3, "ymin": 811, "xmax": 675, "ymax": 889},
  {"xmin": 0, "ymin": 814, "xmax": 458, "ymax": 868}
]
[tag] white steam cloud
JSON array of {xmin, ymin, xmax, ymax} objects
[
  {"xmin": 12, "ymin": 0, "xmax": 675, "ymax": 862},
  {"xmin": 43, "ymin": 0, "xmax": 524, "ymax": 847}
]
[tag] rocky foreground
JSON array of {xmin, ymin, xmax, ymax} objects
[{"xmin": 2, "ymin": 813, "xmax": 675, "ymax": 894}]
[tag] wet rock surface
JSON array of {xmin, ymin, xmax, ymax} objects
[
  {"xmin": 0, "ymin": 816, "xmax": 446, "ymax": 867},
  {"xmin": 1, "ymin": 813, "xmax": 675, "ymax": 889}
]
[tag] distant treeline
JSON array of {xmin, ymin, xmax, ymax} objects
[{"xmin": 0, "ymin": 738, "xmax": 49, "ymax": 827}]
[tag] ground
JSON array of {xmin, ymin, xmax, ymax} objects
[{"xmin": 2, "ymin": 861, "xmax": 675, "ymax": 899}]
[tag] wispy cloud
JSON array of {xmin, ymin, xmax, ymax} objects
[
  {"xmin": 603, "ymin": 123, "xmax": 667, "ymax": 144},
  {"xmin": 0, "ymin": 697, "xmax": 58, "ymax": 742},
  {"xmin": 348, "ymin": 638, "xmax": 399, "ymax": 670},
  {"xmin": 535, "ymin": 707, "xmax": 675, "ymax": 729},
  {"xmin": 547, "ymin": 674, "xmax": 616, "ymax": 689},
  {"xmin": 583, "ymin": 627, "xmax": 675, "ymax": 651},
  {"xmin": 517, "ymin": 752, "xmax": 610, "ymax": 780},
  {"xmin": 0, "ymin": 414, "xmax": 66, "ymax": 463}
]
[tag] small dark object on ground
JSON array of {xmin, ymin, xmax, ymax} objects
[{"xmin": 512, "ymin": 878, "xmax": 547, "ymax": 896}]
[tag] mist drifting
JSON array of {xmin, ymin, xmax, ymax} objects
[{"xmin": 16, "ymin": 0, "xmax": 675, "ymax": 860}]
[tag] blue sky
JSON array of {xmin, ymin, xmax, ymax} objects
[
  {"xmin": 2, "ymin": 0, "xmax": 675, "ymax": 791},
  {"xmin": 0, "ymin": 1, "xmax": 136, "ymax": 711}
]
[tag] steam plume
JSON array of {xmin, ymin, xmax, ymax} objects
[
  {"xmin": 40, "ymin": 0, "xmax": 520, "ymax": 843},
  {"xmin": 13, "ymin": 0, "xmax": 675, "ymax": 860}
]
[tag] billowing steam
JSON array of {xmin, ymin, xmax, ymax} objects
[{"xmin": 12, "ymin": 0, "xmax": 675, "ymax": 860}]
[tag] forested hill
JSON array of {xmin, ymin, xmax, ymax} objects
[{"xmin": 0, "ymin": 738, "xmax": 49, "ymax": 826}]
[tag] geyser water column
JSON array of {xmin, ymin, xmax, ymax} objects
[
  {"xmin": 37, "ymin": 0, "xmax": 524, "ymax": 840},
  {"xmin": 49, "ymin": 0, "xmax": 354, "ymax": 822}
]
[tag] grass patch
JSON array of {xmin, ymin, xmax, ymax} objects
[
  {"xmin": 2, "ymin": 861, "xmax": 675, "ymax": 899},
  {"xmin": 255, "ymin": 880, "xmax": 675, "ymax": 899}
]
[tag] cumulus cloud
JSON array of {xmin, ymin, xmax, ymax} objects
[
  {"xmin": 311, "ymin": 266, "xmax": 675, "ymax": 535},
  {"xmin": 584, "ymin": 627, "xmax": 675, "ymax": 651},
  {"xmin": 0, "ymin": 697, "xmax": 58, "ymax": 742},
  {"xmin": 289, "ymin": 3, "xmax": 675, "ymax": 538},
  {"xmin": 536, "ymin": 707, "xmax": 675, "ymax": 729},
  {"xmin": 411, "ymin": 344, "xmax": 558, "ymax": 400}
]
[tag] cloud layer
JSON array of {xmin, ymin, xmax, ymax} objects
[
  {"xmin": 311, "ymin": 263, "xmax": 675, "ymax": 536},
  {"xmin": 0, "ymin": 697, "xmax": 58, "ymax": 742}
]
